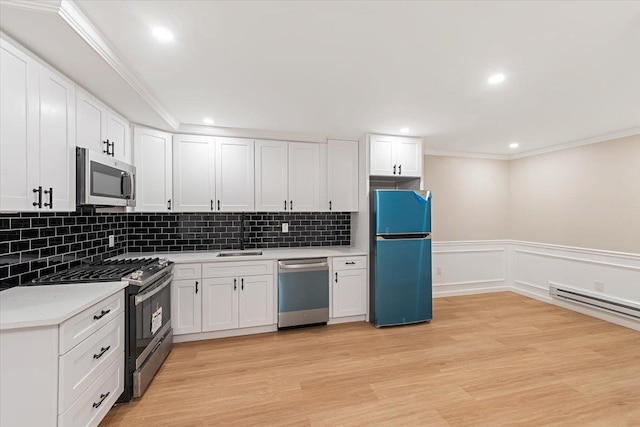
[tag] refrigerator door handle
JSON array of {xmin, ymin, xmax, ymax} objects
[{"xmin": 376, "ymin": 234, "xmax": 431, "ymax": 241}]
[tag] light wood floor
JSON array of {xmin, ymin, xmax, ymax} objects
[{"xmin": 101, "ymin": 292, "xmax": 640, "ymax": 426}]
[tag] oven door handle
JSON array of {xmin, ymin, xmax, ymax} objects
[{"xmin": 135, "ymin": 274, "xmax": 173, "ymax": 305}]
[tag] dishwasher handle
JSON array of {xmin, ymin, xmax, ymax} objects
[{"xmin": 278, "ymin": 259, "xmax": 328, "ymax": 272}]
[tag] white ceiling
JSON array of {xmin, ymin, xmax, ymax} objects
[{"xmin": 3, "ymin": 1, "xmax": 640, "ymax": 155}]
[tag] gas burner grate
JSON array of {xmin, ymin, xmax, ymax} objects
[{"xmin": 29, "ymin": 258, "xmax": 161, "ymax": 285}]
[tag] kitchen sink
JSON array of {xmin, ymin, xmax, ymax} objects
[{"xmin": 216, "ymin": 250, "xmax": 263, "ymax": 257}]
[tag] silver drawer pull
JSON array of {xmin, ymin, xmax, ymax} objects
[{"xmin": 92, "ymin": 391, "xmax": 110, "ymax": 409}]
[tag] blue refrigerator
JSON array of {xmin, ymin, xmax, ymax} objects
[{"xmin": 371, "ymin": 190, "xmax": 432, "ymax": 327}]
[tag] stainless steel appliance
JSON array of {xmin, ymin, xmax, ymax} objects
[
  {"xmin": 28, "ymin": 258, "xmax": 173, "ymax": 401},
  {"xmin": 277, "ymin": 258, "xmax": 329, "ymax": 328},
  {"xmin": 76, "ymin": 147, "xmax": 136, "ymax": 207}
]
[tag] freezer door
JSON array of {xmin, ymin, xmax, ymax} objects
[
  {"xmin": 373, "ymin": 237, "xmax": 432, "ymax": 326},
  {"xmin": 374, "ymin": 190, "xmax": 431, "ymax": 235}
]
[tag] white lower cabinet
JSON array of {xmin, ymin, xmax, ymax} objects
[
  {"xmin": 202, "ymin": 277, "xmax": 239, "ymax": 331},
  {"xmin": 332, "ymin": 256, "xmax": 367, "ymax": 318},
  {"xmin": 171, "ymin": 279, "xmax": 202, "ymax": 335},
  {"xmin": 0, "ymin": 290, "xmax": 125, "ymax": 427},
  {"xmin": 172, "ymin": 261, "xmax": 275, "ymax": 336},
  {"xmin": 202, "ymin": 274, "xmax": 274, "ymax": 332}
]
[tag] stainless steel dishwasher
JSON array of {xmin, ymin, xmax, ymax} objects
[{"xmin": 277, "ymin": 258, "xmax": 329, "ymax": 328}]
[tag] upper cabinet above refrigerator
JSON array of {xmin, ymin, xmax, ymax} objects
[{"xmin": 369, "ymin": 134, "xmax": 422, "ymax": 178}]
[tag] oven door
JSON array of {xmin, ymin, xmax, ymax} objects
[
  {"xmin": 77, "ymin": 147, "xmax": 136, "ymax": 207},
  {"xmin": 134, "ymin": 273, "xmax": 172, "ymax": 368}
]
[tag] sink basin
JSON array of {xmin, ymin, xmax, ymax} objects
[{"xmin": 216, "ymin": 250, "xmax": 263, "ymax": 257}]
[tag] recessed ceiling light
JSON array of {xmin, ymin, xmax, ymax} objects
[
  {"xmin": 152, "ymin": 27, "xmax": 174, "ymax": 42},
  {"xmin": 509, "ymin": 142, "xmax": 519, "ymax": 149},
  {"xmin": 400, "ymin": 127, "xmax": 410, "ymax": 134},
  {"xmin": 488, "ymin": 73, "xmax": 506, "ymax": 85},
  {"xmin": 202, "ymin": 118, "xmax": 215, "ymax": 125}
]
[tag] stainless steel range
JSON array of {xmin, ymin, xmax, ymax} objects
[{"xmin": 28, "ymin": 257, "xmax": 174, "ymax": 401}]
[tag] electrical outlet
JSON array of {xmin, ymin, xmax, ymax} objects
[
  {"xmin": 282, "ymin": 223, "xmax": 289, "ymax": 233},
  {"xmin": 594, "ymin": 281, "xmax": 604, "ymax": 292},
  {"xmin": 436, "ymin": 267, "xmax": 442, "ymax": 276},
  {"xmin": 108, "ymin": 235, "xmax": 115, "ymax": 248}
]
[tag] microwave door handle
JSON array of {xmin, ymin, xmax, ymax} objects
[
  {"xmin": 130, "ymin": 172, "xmax": 136, "ymax": 202},
  {"xmin": 121, "ymin": 173, "xmax": 133, "ymax": 199}
]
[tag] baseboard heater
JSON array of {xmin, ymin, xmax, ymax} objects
[{"xmin": 549, "ymin": 284, "xmax": 640, "ymax": 320}]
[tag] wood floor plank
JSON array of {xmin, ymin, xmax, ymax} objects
[{"xmin": 101, "ymin": 292, "xmax": 640, "ymax": 426}]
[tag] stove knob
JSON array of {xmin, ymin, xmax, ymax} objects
[
  {"xmin": 158, "ymin": 258, "xmax": 168, "ymax": 267},
  {"xmin": 131, "ymin": 270, "xmax": 143, "ymax": 280}
]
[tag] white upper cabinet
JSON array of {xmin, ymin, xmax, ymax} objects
[
  {"xmin": 133, "ymin": 127, "xmax": 173, "ymax": 212},
  {"xmin": 369, "ymin": 134, "xmax": 422, "ymax": 178},
  {"xmin": 0, "ymin": 37, "xmax": 75, "ymax": 212},
  {"xmin": 288, "ymin": 142, "xmax": 320, "ymax": 211},
  {"xmin": 37, "ymin": 67, "xmax": 76, "ymax": 211},
  {"xmin": 395, "ymin": 137, "xmax": 422, "ymax": 177},
  {"xmin": 106, "ymin": 110, "xmax": 131, "ymax": 163},
  {"xmin": 255, "ymin": 140, "xmax": 288, "ymax": 212},
  {"xmin": 327, "ymin": 139, "xmax": 358, "ymax": 212},
  {"xmin": 370, "ymin": 134, "xmax": 396, "ymax": 176},
  {"xmin": 76, "ymin": 87, "xmax": 131, "ymax": 162},
  {"xmin": 173, "ymin": 134, "xmax": 215, "ymax": 212},
  {"xmin": 0, "ymin": 38, "xmax": 39, "ymax": 211},
  {"xmin": 76, "ymin": 89, "xmax": 107, "ymax": 155},
  {"xmin": 215, "ymin": 137, "xmax": 255, "ymax": 211},
  {"xmin": 255, "ymin": 140, "xmax": 321, "ymax": 212}
]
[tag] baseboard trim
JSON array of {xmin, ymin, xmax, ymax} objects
[
  {"xmin": 328, "ymin": 315, "xmax": 366, "ymax": 325},
  {"xmin": 174, "ymin": 325, "xmax": 277, "ymax": 343},
  {"xmin": 434, "ymin": 285, "xmax": 509, "ymax": 298}
]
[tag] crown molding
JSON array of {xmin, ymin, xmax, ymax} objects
[
  {"xmin": 508, "ymin": 127, "xmax": 640, "ymax": 160},
  {"xmin": 423, "ymin": 148, "xmax": 509, "ymax": 161},
  {"xmin": 1, "ymin": 0, "xmax": 61, "ymax": 13},
  {"xmin": 177, "ymin": 124, "xmax": 330, "ymax": 143},
  {"xmin": 54, "ymin": 0, "xmax": 180, "ymax": 130}
]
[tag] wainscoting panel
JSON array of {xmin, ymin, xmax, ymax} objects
[
  {"xmin": 509, "ymin": 241, "xmax": 640, "ymax": 331},
  {"xmin": 432, "ymin": 241, "xmax": 508, "ymax": 297}
]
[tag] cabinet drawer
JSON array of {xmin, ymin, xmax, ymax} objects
[
  {"xmin": 173, "ymin": 263, "xmax": 202, "ymax": 280},
  {"xmin": 58, "ymin": 353, "xmax": 124, "ymax": 427},
  {"xmin": 332, "ymin": 256, "xmax": 367, "ymax": 271},
  {"xmin": 59, "ymin": 290, "xmax": 124, "ymax": 355},
  {"xmin": 202, "ymin": 260, "xmax": 274, "ymax": 278},
  {"xmin": 59, "ymin": 314, "xmax": 124, "ymax": 413}
]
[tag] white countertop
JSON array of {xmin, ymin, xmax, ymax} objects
[
  {"xmin": 0, "ymin": 281, "xmax": 127, "ymax": 330},
  {"xmin": 114, "ymin": 247, "xmax": 368, "ymax": 264}
]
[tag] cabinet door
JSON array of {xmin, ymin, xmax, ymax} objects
[
  {"xmin": 395, "ymin": 137, "xmax": 422, "ymax": 177},
  {"xmin": 106, "ymin": 110, "xmax": 131, "ymax": 163},
  {"xmin": 76, "ymin": 88, "xmax": 107, "ymax": 154},
  {"xmin": 202, "ymin": 277, "xmax": 238, "ymax": 332},
  {"xmin": 370, "ymin": 134, "xmax": 396, "ymax": 176},
  {"xmin": 238, "ymin": 274, "xmax": 274, "ymax": 328},
  {"xmin": 255, "ymin": 140, "xmax": 288, "ymax": 212},
  {"xmin": 173, "ymin": 135, "xmax": 215, "ymax": 212},
  {"xmin": 327, "ymin": 140, "xmax": 358, "ymax": 212},
  {"xmin": 215, "ymin": 137, "xmax": 254, "ymax": 211},
  {"xmin": 0, "ymin": 39, "xmax": 39, "ymax": 211},
  {"xmin": 332, "ymin": 269, "xmax": 366, "ymax": 317},
  {"xmin": 133, "ymin": 127, "xmax": 173, "ymax": 212},
  {"xmin": 38, "ymin": 67, "xmax": 76, "ymax": 211},
  {"xmin": 288, "ymin": 142, "xmax": 320, "ymax": 211},
  {"xmin": 171, "ymin": 279, "xmax": 202, "ymax": 335}
]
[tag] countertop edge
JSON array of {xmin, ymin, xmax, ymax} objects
[
  {"xmin": 0, "ymin": 281, "xmax": 128, "ymax": 331},
  {"xmin": 113, "ymin": 247, "xmax": 368, "ymax": 264}
]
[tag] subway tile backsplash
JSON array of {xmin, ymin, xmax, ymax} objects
[
  {"xmin": 0, "ymin": 209, "xmax": 128, "ymax": 287},
  {"xmin": 1, "ymin": 210, "xmax": 351, "ymax": 287}
]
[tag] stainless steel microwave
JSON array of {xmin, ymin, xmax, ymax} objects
[{"xmin": 76, "ymin": 147, "xmax": 136, "ymax": 207}]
